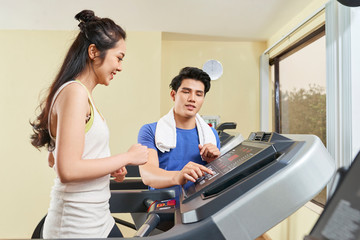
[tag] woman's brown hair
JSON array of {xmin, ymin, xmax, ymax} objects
[{"xmin": 30, "ymin": 10, "xmax": 126, "ymax": 151}]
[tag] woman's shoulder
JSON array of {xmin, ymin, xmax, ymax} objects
[
  {"xmin": 53, "ymin": 81, "xmax": 89, "ymax": 113},
  {"xmin": 60, "ymin": 81, "xmax": 87, "ymax": 94},
  {"xmin": 56, "ymin": 81, "xmax": 88, "ymax": 101}
]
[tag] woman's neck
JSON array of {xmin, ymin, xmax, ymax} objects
[{"xmin": 76, "ymin": 68, "xmax": 97, "ymax": 93}]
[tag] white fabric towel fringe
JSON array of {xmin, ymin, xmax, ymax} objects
[{"xmin": 155, "ymin": 108, "xmax": 217, "ymax": 153}]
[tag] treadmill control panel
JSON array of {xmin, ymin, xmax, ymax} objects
[
  {"xmin": 183, "ymin": 141, "xmax": 278, "ymax": 201},
  {"xmin": 198, "ymin": 144, "xmax": 265, "ymax": 185}
]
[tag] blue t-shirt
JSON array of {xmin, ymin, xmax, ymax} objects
[{"xmin": 138, "ymin": 122, "xmax": 220, "ymax": 171}]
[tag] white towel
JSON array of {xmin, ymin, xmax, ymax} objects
[{"xmin": 155, "ymin": 108, "xmax": 217, "ymax": 153}]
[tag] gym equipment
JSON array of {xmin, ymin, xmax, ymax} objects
[
  {"xmin": 110, "ymin": 132, "xmax": 335, "ymax": 239},
  {"xmin": 32, "ymin": 132, "xmax": 335, "ymax": 239},
  {"xmin": 216, "ymin": 122, "xmax": 244, "ymax": 156},
  {"xmin": 304, "ymin": 150, "xmax": 360, "ymax": 240}
]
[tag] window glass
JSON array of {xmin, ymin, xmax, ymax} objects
[{"xmin": 279, "ymin": 35, "xmax": 326, "ymax": 145}]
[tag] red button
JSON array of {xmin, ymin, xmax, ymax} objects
[{"xmin": 167, "ymin": 200, "xmax": 176, "ymax": 206}]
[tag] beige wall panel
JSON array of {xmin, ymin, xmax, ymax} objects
[
  {"xmin": 0, "ymin": 30, "xmax": 74, "ymax": 238},
  {"xmin": 161, "ymin": 39, "xmax": 266, "ymax": 139},
  {"xmin": 94, "ymin": 31, "xmax": 162, "ymax": 153},
  {"xmin": 0, "ymin": 30, "xmax": 162, "ymax": 238}
]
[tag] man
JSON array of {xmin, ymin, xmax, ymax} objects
[{"xmin": 138, "ymin": 67, "xmax": 220, "ymax": 189}]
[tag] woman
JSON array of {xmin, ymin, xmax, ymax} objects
[{"xmin": 30, "ymin": 10, "xmax": 148, "ymax": 238}]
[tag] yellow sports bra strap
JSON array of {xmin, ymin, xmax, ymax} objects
[
  {"xmin": 75, "ymin": 80, "xmax": 94, "ymax": 133},
  {"xmin": 85, "ymin": 103, "xmax": 94, "ymax": 133}
]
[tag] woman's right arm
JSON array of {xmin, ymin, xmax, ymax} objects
[{"xmin": 52, "ymin": 83, "xmax": 147, "ymax": 183}]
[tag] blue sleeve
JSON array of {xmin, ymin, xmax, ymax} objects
[
  {"xmin": 211, "ymin": 127, "xmax": 221, "ymax": 149},
  {"xmin": 138, "ymin": 123, "xmax": 158, "ymax": 150}
]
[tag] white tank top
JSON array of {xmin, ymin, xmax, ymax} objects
[{"xmin": 43, "ymin": 80, "xmax": 114, "ymax": 238}]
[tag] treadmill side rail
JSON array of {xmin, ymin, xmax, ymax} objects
[{"xmin": 212, "ymin": 134, "xmax": 335, "ymax": 240}]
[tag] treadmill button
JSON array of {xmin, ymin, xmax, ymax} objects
[{"xmin": 167, "ymin": 200, "xmax": 176, "ymax": 206}]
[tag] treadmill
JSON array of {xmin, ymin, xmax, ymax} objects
[
  {"xmin": 304, "ymin": 150, "xmax": 360, "ymax": 240},
  {"xmin": 108, "ymin": 132, "xmax": 335, "ymax": 240}
]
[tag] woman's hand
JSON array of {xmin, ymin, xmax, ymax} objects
[
  {"xmin": 126, "ymin": 144, "xmax": 149, "ymax": 166},
  {"xmin": 111, "ymin": 166, "xmax": 127, "ymax": 182}
]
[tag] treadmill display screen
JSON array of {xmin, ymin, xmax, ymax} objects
[
  {"xmin": 183, "ymin": 141, "xmax": 277, "ymax": 201},
  {"xmin": 214, "ymin": 145, "xmax": 264, "ymax": 174}
]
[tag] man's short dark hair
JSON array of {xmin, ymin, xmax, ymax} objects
[{"xmin": 169, "ymin": 67, "xmax": 211, "ymax": 95}]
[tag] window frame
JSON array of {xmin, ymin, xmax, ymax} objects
[{"xmin": 269, "ymin": 25, "xmax": 326, "ymax": 134}]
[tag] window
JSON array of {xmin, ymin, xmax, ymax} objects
[{"xmin": 270, "ymin": 26, "xmax": 327, "ymax": 205}]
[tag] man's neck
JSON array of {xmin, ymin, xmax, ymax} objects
[{"xmin": 174, "ymin": 112, "xmax": 196, "ymax": 129}]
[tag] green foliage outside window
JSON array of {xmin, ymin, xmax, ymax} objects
[{"xmin": 281, "ymin": 84, "xmax": 326, "ymax": 145}]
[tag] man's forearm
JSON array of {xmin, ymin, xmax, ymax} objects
[{"xmin": 139, "ymin": 164, "xmax": 179, "ymax": 188}]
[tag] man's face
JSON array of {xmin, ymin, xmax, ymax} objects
[{"xmin": 171, "ymin": 79, "xmax": 205, "ymax": 119}]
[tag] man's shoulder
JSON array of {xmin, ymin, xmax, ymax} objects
[
  {"xmin": 141, "ymin": 122, "xmax": 157, "ymax": 129},
  {"xmin": 138, "ymin": 122, "xmax": 159, "ymax": 148},
  {"xmin": 139, "ymin": 122, "xmax": 158, "ymax": 134}
]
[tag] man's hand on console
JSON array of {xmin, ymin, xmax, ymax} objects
[
  {"xmin": 199, "ymin": 143, "xmax": 220, "ymax": 163},
  {"xmin": 174, "ymin": 162, "xmax": 214, "ymax": 185}
]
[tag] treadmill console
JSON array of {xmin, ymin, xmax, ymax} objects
[
  {"xmin": 181, "ymin": 132, "xmax": 302, "ymax": 223},
  {"xmin": 183, "ymin": 140, "xmax": 279, "ymax": 202}
]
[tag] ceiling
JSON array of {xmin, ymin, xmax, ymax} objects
[{"xmin": 0, "ymin": 0, "xmax": 316, "ymax": 41}]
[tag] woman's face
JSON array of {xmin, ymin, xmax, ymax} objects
[{"xmin": 93, "ymin": 38, "xmax": 126, "ymax": 86}]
